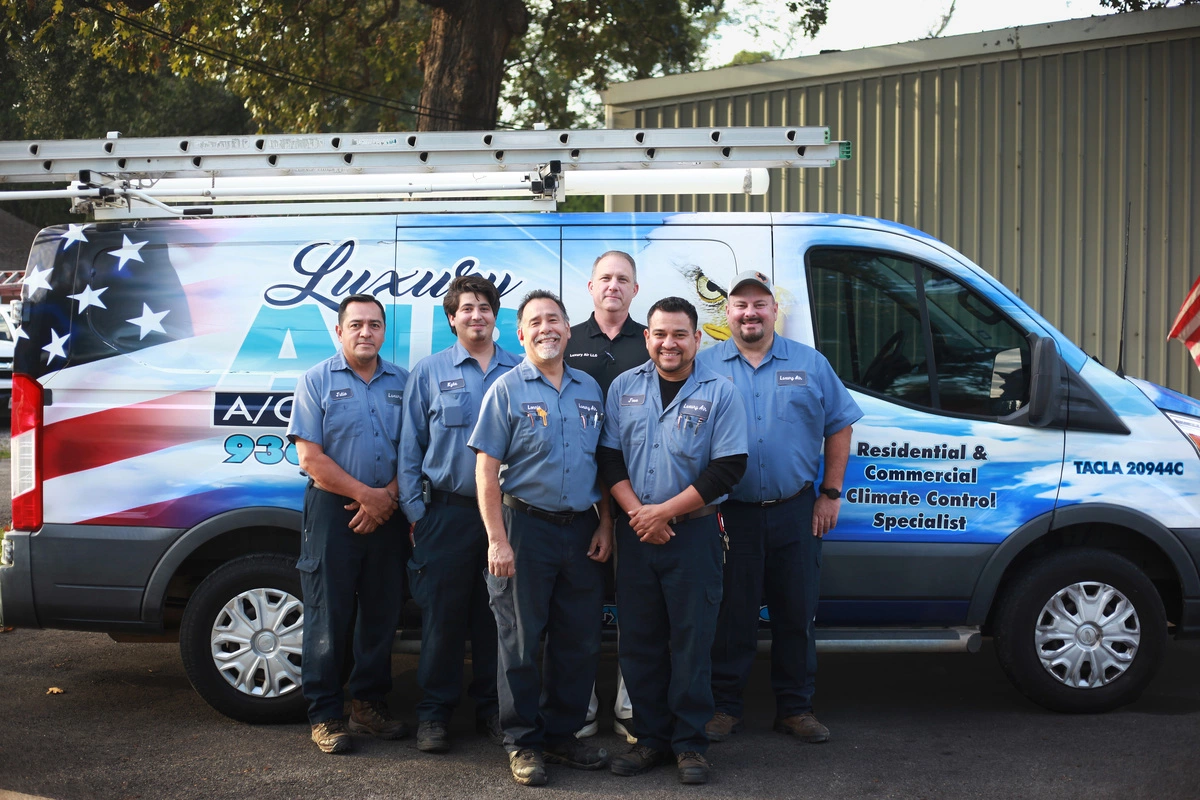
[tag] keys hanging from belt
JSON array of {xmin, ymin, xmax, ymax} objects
[{"xmin": 717, "ymin": 510, "xmax": 729, "ymax": 564}]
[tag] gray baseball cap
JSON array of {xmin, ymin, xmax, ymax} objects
[{"xmin": 729, "ymin": 269, "xmax": 775, "ymax": 297}]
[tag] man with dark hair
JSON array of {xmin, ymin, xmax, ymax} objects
[
  {"xmin": 287, "ymin": 293, "xmax": 409, "ymax": 755},
  {"xmin": 399, "ymin": 274, "xmax": 518, "ymax": 753},
  {"xmin": 470, "ymin": 290, "xmax": 612, "ymax": 786},
  {"xmin": 697, "ymin": 271, "xmax": 861, "ymax": 746},
  {"xmin": 564, "ymin": 250, "xmax": 646, "ymax": 743},
  {"xmin": 600, "ymin": 296, "xmax": 748, "ymax": 785}
]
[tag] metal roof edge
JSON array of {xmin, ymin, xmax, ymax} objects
[{"xmin": 602, "ymin": 5, "xmax": 1200, "ymax": 107}]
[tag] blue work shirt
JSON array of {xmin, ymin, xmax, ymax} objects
[
  {"xmin": 696, "ymin": 335, "xmax": 862, "ymax": 503},
  {"xmin": 468, "ymin": 358, "xmax": 605, "ymax": 513},
  {"xmin": 286, "ymin": 350, "xmax": 408, "ymax": 489},
  {"xmin": 600, "ymin": 360, "xmax": 748, "ymax": 505},
  {"xmin": 398, "ymin": 341, "xmax": 521, "ymax": 522}
]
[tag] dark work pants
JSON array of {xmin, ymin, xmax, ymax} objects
[
  {"xmin": 616, "ymin": 514, "xmax": 723, "ymax": 755},
  {"xmin": 486, "ymin": 505, "xmax": 603, "ymax": 753},
  {"xmin": 711, "ymin": 491, "xmax": 821, "ymax": 719},
  {"xmin": 297, "ymin": 485, "xmax": 407, "ymax": 725},
  {"xmin": 408, "ymin": 501, "xmax": 498, "ymax": 723}
]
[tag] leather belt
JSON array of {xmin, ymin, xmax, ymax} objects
[
  {"xmin": 502, "ymin": 493, "xmax": 579, "ymax": 525},
  {"xmin": 667, "ymin": 505, "xmax": 718, "ymax": 525},
  {"xmin": 739, "ymin": 482, "xmax": 812, "ymax": 508},
  {"xmin": 431, "ymin": 490, "xmax": 478, "ymax": 509}
]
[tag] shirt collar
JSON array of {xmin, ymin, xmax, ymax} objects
[
  {"xmin": 717, "ymin": 334, "xmax": 790, "ymax": 364},
  {"xmin": 452, "ymin": 340, "xmax": 521, "ymax": 371},
  {"xmin": 517, "ymin": 357, "xmax": 580, "ymax": 388},
  {"xmin": 584, "ymin": 312, "xmax": 644, "ymax": 340},
  {"xmin": 331, "ymin": 349, "xmax": 396, "ymax": 378}
]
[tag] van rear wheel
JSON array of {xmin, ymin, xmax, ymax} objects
[
  {"xmin": 180, "ymin": 554, "xmax": 308, "ymax": 723},
  {"xmin": 993, "ymin": 548, "xmax": 1166, "ymax": 713}
]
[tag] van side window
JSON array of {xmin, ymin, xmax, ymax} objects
[{"xmin": 808, "ymin": 248, "xmax": 1030, "ymax": 418}]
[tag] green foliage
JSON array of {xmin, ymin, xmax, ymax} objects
[
  {"xmin": 726, "ymin": 50, "xmax": 774, "ymax": 66},
  {"xmin": 1099, "ymin": 0, "xmax": 1196, "ymax": 9}
]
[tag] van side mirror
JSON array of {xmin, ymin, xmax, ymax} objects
[{"xmin": 1028, "ymin": 335, "xmax": 1062, "ymax": 428}]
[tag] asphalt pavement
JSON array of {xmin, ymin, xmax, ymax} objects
[{"xmin": 0, "ymin": 628, "xmax": 1198, "ymax": 799}]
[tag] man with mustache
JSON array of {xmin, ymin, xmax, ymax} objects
[
  {"xmin": 398, "ymin": 275, "xmax": 519, "ymax": 753},
  {"xmin": 600, "ymin": 296, "xmax": 748, "ymax": 785},
  {"xmin": 470, "ymin": 290, "xmax": 613, "ymax": 786},
  {"xmin": 697, "ymin": 271, "xmax": 862, "ymax": 746}
]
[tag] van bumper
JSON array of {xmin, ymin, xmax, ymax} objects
[{"xmin": 0, "ymin": 531, "xmax": 38, "ymax": 628}]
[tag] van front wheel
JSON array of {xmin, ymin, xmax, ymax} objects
[
  {"xmin": 993, "ymin": 548, "xmax": 1167, "ymax": 713},
  {"xmin": 179, "ymin": 554, "xmax": 308, "ymax": 723}
]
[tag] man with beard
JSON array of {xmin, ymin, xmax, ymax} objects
[
  {"xmin": 600, "ymin": 297, "xmax": 747, "ymax": 785},
  {"xmin": 398, "ymin": 275, "xmax": 520, "ymax": 753},
  {"xmin": 697, "ymin": 271, "xmax": 861, "ymax": 746},
  {"xmin": 469, "ymin": 290, "xmax": 613, "ymax": 786}
]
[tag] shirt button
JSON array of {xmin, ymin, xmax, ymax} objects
[
  {"xmin": 653, "ymin": 443, "xmax": 659, "ymax": 448},
  {"xmin": 649, "ymin": 469, "xmax": 654, "ymax": 474},
  {"xmin": 758, "ymin": 438, "xmax": 764, "ymax": 443},
  {"xmin": 755, "ymin": 392, "xmax": 761, "ymax": 397},
  {"xmin": 756, "ymin": 415, "xmax": 762, "ymax": 420}
]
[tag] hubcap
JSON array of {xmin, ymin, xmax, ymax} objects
[
  {"xmin": 1034, "ymin": 581, "xmax": 1140, "ymax": 688},
  {"xmin": 211, "ymin": 587, "xmax": 304, "ymax": 698}
]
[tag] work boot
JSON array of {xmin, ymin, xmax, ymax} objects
[
  {"xmin": 705, "ymin": 711, "xmax": 743, "ymax": 743},
  {"xmin": 774, "ymin": 711, "xmax": 831, "ymax": 743},
  {"xmin": 676, "ymin": 751, "xmax": 711, "ymax": 785},
  {"xmin": 543, "ymin": 738, "xmax": 609, "ymax": 770},
  {"xmin": 348, "ymin": 699, "xmax": 409, "ymax": 739},
  {"xmin": 610, "ymin": 743, "xmax": 672, "ymax": 777},
  {"xmin": 509, "ymin": 749, "xmax": 547, "ymax": 786},
  {"xmin": 311, "ymin": 719, "xmax": 352, "ymax": 754},
  {"xmin": 416, "ymin": 719, "xmax": 450, "ymax": 753},
  {"xmin": 476, "ymin": 713, "xmax": 505, "ymax": 746}
]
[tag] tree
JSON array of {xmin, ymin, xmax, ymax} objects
[{"xmin": 9, "ymin": 1, "xmax": 829, "ymax": 133}]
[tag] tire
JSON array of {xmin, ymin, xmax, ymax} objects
[
  {"xmin": 180, "ymin": 553, "xmax": 308, "ymax": 724},
  {"xmin": 993, "ymin": 547, "xmax": 1167, "ymax": 713}
]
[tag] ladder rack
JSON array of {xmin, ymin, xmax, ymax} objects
[{"xmin": 0, "ymin": 126, "xmax": 851, "ymax": 219}]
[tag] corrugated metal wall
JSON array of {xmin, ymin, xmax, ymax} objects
[{"xmin": 610, "ymin": 27, "xmax": 1200, "ymax": 398}]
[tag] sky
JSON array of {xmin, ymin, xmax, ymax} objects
[{"xmin": 701, "ymin": 0, "xmax": 1116, "ymax": 68}]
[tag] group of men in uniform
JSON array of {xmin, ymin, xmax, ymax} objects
[{"xmin": 285, "ymin": 250, "xmax": 861, "ymax": 787}]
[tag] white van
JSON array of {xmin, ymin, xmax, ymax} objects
[{"xmin": 1, "ymin": 133, "xmax": 1198, "ymax": 724}]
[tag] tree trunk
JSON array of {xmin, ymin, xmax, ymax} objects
[{"xmin": 417, "ymin": 0, "xmax": 528, "ymax": 131}]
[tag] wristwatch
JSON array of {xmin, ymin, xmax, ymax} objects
[{"xmin": 819, "ymin": 485, "xmax": 841, "ymax": 500}]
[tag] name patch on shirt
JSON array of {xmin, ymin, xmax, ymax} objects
[
  {"xmin": 386, "ymin": 390, "xmax": 404, "ymax": 405},
  {"xmin": 439, "ymin": 378, "xmax": 465, "ymax": 392},
  {"xmin": 620, "ymin": 394, "xmax": 646, "ymax": 407},
  {"xmin": 777, "ymin": 370, "xmax": 808, "ymax": 387},
  {"xmin": 520, "ymin": 402, "xmax": 549, "ymax": 415},
  {"xmin": 330, "ymin": 388, "xmax": 353, "ymax": 401},
  {"xmin": 680, "ymin": 398, "xmax": 712, "ymax": 421}
]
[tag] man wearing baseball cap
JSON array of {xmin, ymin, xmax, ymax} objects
[{"xmin": 696, "ymin": 269, "xmax": 862, "ymax": 745}]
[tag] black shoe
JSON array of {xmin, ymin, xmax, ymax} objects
[
  {"xmin": 417, "ymin": 719, "xmax": 450, "ymax": 753},
  {"xmin": 676, "ymin": 751, "xmax": 711, "ymax": 785},
  {"xmin": 610, "ymin": 743, "xmax": 671, "ymax": 777},
  {"xmin": 543, "ymin": 738, "xmax": 609, "ymax": 770},
  {"xmin": 476, "ymin": 713, "xmax": 505, "ymax": 746},
  {"xmin": 509, "ymin": 749, "xmax": 547, "ymax": 786}
]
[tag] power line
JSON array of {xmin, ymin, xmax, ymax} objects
[{"xmin": 74, "ymin": 0, "xmax": 514, "ymax": 130}]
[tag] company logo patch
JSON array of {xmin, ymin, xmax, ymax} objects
[
  {"xmin": 439, "ymin": 378, "xmax": 466, "ymax": 392},
  {"xmin": 386, "ymin": 390, "xmax": 404, "ymax": 405},
  {"xmin": 575, "ymin": 399, "xmax": 602, "ymax": 416},
  {"xmin": 776, "ymin": 370, "xmax": 808, "ymax": 386},
  {"xmin": 214, "ymin": 392, "xmax": 294, "ymax": 428},
  {"xmin": 680, "ymin": 398, "xmax": 712, "ymax": 421}
]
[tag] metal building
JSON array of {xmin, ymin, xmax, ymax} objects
[{"xmin": 602, "ymin": 5, "xmax": 1200, "ymax": 397}]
